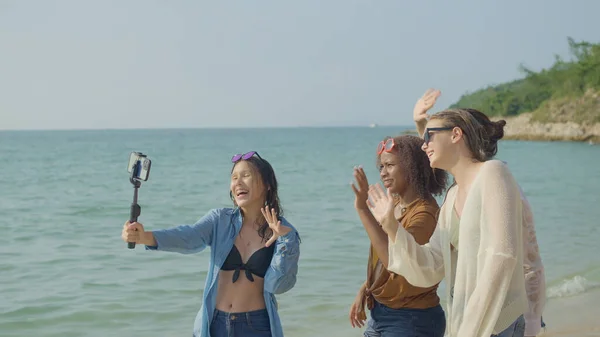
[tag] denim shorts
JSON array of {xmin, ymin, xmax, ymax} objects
[
  {"xmin": 364, "ymin": 301, "xmax": 446, "ymax": 337},
  {"xmin": 209, "ymin": 308, "xmax": 271, "ymax": 337}
]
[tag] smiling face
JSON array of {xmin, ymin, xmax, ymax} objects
[
  {"xmin": 230, "ymin": 160, "xmax": 266, "ymax": 209},
  {"xmin": 421, "ymin": 118, "xmax": 460, "ymax": 170},
  {"xmin": 378, "ymin": 151, "xmax": 409, "ymax": 195},
  {"xmin": 375, "ymin": 135, "xmax": 450, "ymax": 200}
]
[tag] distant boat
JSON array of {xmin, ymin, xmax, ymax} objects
[{"xmin": 369, "ymin": 123, "xmax": 378, "ymax": 128}]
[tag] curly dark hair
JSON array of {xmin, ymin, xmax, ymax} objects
[
  {"xmin": 229, "ymin": 155, "xmax": 282, "ymax": 242},
  {"xmin": 376, "ymin": 134, "xmax": 448, "ymax": 198}
]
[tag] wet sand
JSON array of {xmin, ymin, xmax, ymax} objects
[{"xmin": 538, "ymin": 288, "xmax": 600, "ymax": 337}]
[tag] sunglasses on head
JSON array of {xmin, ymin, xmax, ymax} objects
[
  {"xmin": 231, "ymin": 151, "xmax": 263, "ymax": 163},
  {"xmin": 376, "ymin": 138, "xmax": 396, "ymax": 155},
  {"xmin": 423, "ymin": 127, "xmax": 454, "ymax": 144}
]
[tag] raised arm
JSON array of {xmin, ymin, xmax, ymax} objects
[
  {"xmin": 456, "ymin": 161, "xmax": 523, "ymax": 337},
  {"xmin": 367, "ymin": 183, "xmax": 446, "ymax": 288},
  {"xmin": 386, "ymin": 214, "xmax": 446, "ymax": 288},
  {"xmin": 356, "ymin": 207, "xmax": 390, "ymax": 266},
  {"xmin": 264, "ymin": 218, "xmax": 301, "ymax": 295},
  {"xmin": 412, "ymin": 89, "xmax": 441, "ymax": 137},
  {"xmin": 145, "ymin": 208, "xmax": 221, "ymax": 254},
  {"xmin": 351, "ymin": 166, "xmax": 391, "ymax": 267}
]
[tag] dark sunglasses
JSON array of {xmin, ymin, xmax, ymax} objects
[
  {"xmin": 231, "ymin": 151, "xmax": 263, "ymax": 163},
  {"xmin": 424, "ymin": 127, "xmax": 454, "ymax": 144},
  {"xmin": 376, "ymin": 138, "xmax": 395, "ymax": 155}
]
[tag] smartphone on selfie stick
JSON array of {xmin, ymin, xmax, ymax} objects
[{"xmin": 126, "ymin": 152, "xmax": 151, "ymax": 249}]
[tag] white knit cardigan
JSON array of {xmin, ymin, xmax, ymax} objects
[
  {"xmin": 519, "ymin": 186, "xmax": 546, "ymax": 337},
  {"xmin": 387, "ymin": 160, "xmax": 528, "ymax": 337}
]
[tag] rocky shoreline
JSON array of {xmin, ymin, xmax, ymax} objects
[
  {"xmin": 492, "ymin": 113, "xmax": 600, "ymax": 143},
  {"xmin": 402, "ymin": 114, "xmax": 600, "ymax": 144}
]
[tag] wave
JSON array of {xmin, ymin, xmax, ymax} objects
[{"xmin": 547, "ymin": 275, "xmax": 600, "ymax": 298}]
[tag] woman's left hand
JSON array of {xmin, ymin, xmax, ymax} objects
[
  {"xmin": 262, "ymin": 206, "xmax": 292, "ymax": 247},
  {"xmin": 367, "ymin": 183, "xmax": 397, "ymax": 233}
]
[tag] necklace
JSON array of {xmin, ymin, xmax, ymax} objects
[{"xmin": 393, "ymin": 196, "xmax": 408, "ymax": 214}]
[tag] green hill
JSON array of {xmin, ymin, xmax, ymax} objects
[{"xmin": 450, "ymin": 38, "xmax": 600, "ymax": 124}]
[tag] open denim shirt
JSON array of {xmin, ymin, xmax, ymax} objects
[{"xmin": 145, "ymin": 207, "xmax": 301, "ymax": 337}]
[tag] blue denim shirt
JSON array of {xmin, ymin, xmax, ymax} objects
[{"xmin": 145, "ymin": 207, "xmax": 300, "ymax": 337}]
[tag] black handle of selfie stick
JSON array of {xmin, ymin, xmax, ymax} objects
[{"xmin": 128, "ymin": 180, "xmax": 141, "ymax": 249}]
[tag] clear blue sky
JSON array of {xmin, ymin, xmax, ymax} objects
[{"xmin": 1, "ymin": 0, "xmax": 599, "ymax": 130}]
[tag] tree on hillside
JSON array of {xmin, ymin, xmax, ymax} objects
[{"xmin": 451, "ymin": 38, "xmax": 600, "ymax": 119}]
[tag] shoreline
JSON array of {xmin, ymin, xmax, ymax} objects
[
  {"xmin": 492, "ymin": 112, "xmax": 600, "ymax": 143},
  {"xmin": 402, "ymin": 113, "xmax": 600, "ymax": 143},
  {"xmin": 538, "ymin": 287, "xmax": 600, "ymax": 337}
]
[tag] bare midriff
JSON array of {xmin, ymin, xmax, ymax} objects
[{"xmin": 215, "ymin": 270, "xmax": 266, "ymax": 312}]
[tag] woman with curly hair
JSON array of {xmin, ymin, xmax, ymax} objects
[{"xmin": 349, "ymin": 135, "xmax": 449, "ymax": 337}]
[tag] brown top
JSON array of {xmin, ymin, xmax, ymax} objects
[{"xmin": 358, "ymin": 198, "xmax": 441, "ymax": 319}]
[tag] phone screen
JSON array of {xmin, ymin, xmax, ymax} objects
[
  {"xmin": 137, "ymin": 158, "xmax": 151, "ymax": 181},
  {"xmin": 127, "ymin": 152, "xmax": 151, "ymax": 181}
]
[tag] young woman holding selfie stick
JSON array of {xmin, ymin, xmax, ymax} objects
[{"xmin": 121, "ymin": 151, "xmax": 300, "ymax": 337}]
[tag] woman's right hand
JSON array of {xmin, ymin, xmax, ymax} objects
[
  {"xmin": 351, "ymin": 166, "xmax": 370, "ymax": 211},
  {"xmin": 122, "ymin": 221, "xmax": 146, "ymax": 244},
  {"xmin": 349, "ymin": 286, "xmax": 367, "ymax": 328},
  {"xmin": 413, "ymin": 88, "xmax": 441, "ymax": 124}
]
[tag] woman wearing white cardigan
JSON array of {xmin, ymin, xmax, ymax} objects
[
  {"xmin": 367, "ymin": 107, "xmax": 530, "ymax": 337},
  {"xmin": 405, "ymin": 89, "xmax": 547, "ymax": 336}
]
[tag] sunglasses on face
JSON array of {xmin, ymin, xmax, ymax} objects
[
  {"xmin": 231, "ymin": 151, "xmax": 263, "ymax": 163},
  {"xmin": 376, "ymin": 138, "xmax": 396, "ymax": 155},
  {"xmin": 423, "ymin": 127, "xmax": 454, "ymax": 144}
]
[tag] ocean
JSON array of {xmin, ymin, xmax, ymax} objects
[{"xmin": 1, "ymin": 127, "xmax": 599, "ymax": 337}]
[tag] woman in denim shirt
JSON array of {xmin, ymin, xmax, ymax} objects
[{"xmin": 121, "ymin": 151, "xmax": 301, "ymax": 337}]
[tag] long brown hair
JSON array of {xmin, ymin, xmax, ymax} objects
[{"xmin": 230, "ymin": 156, "xmax": 282, "ymax": 241}]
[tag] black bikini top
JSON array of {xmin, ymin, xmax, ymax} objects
[{"xmin": 221, "ymin": 244, "xmax": 275, "ymax": 282}]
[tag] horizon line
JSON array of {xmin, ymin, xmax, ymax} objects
[{"xmin": 0, "ymin": 124, "xmax": 415, "ymax": 132}]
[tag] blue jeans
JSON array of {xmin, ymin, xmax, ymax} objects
[
  {"xmin": 364, "ymin": 301, "xmax": 446, "ymax": 337},
  {"xmin": 209, "ymin": 309, "xmax": 271, "ymax": 337},
  {"xmin": 491, "ymin": 315, "xmax": 525, "ymax": 337}
]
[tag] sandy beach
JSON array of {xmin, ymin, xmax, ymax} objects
[{"xmin": 538, "ymin": 288, "xmax": 600, "ymax": 337}]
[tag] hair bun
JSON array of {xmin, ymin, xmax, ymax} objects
[{"xmin": 489, "ymin": 119, "xmax": 506, "ymax": 141}]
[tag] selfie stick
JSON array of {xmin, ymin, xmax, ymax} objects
[
  {"xmin": 128, "ymin": 175, "xmax": 142, "ymax": 249},
  {"xmin": 128, "ymin": 160, "xmax": 143, "ymax": 249}
]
